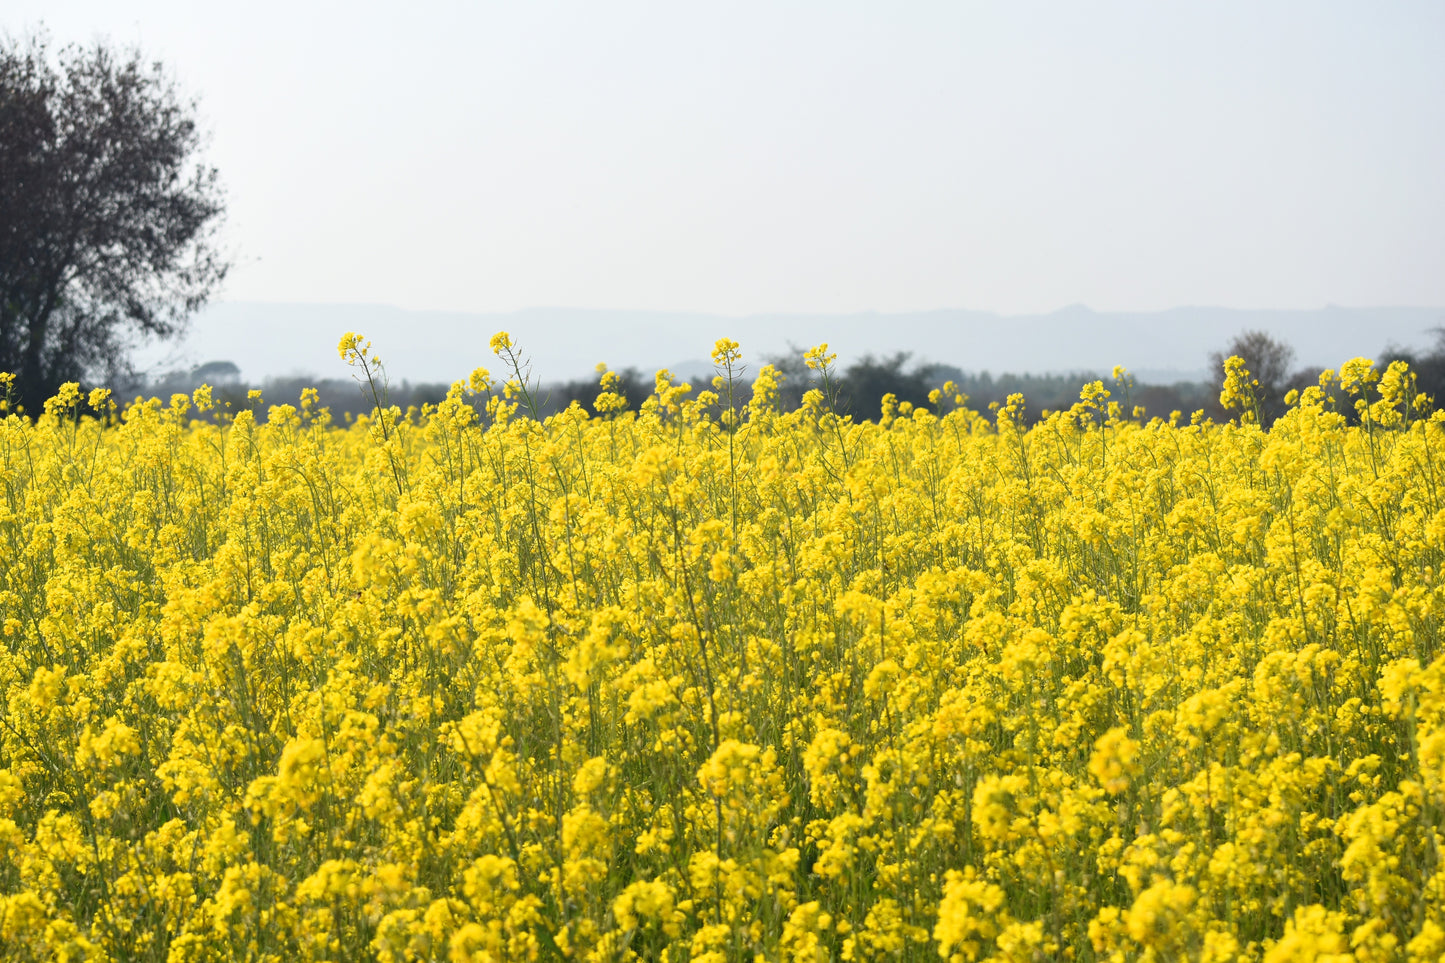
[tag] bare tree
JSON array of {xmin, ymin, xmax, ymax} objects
[
  {"xmin": 1, "ymin": 32, "xmax": 228, "ymax": 415},
  {"xmin": 1209, "ymin": 330, "xmax": 1296, "ymax": 424}
]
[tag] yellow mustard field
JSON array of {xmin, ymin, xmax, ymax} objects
[{"xmin": 1, "ymin": 337, "xmax": 1443, "ymax": 963}]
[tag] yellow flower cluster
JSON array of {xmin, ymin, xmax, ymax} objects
[{"xmin": 0, "ymin": 343, "xmax": 1442, "ymax": 961}]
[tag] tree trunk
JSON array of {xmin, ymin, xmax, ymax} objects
[{"xmin": 18, "ymin": 311, "xmax": 47, "ymax": 417}]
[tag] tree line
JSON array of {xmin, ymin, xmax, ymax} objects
[
  {"xmin": 538, "ymin": 331, "xmax": 1445, "ymax": 426},
  {"xmin": 113, "ymin": 326, "xmax": 1444, "ymax": 429},
  {"xmin": 1210, "ymin": 328, "xmax": 1445, "ymax": 425},
  {"xmin": 539, "ymin": 353, "xmax": 1216, "ymax": 425}
]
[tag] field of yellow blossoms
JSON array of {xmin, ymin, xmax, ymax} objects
[{"xmin": 1, "ymin": 333, "xmax": 1443, "ymax": 963}]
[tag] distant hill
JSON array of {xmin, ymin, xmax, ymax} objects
[{"xmin": 131, "ymin": 301, "xmax": 1445, "ymax": 385}]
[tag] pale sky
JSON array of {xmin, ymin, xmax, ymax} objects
[{"xmin": 9, "ymin": 1, "xmax": 1445, "ymax": 318}]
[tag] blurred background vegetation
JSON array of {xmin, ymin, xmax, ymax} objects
[{"xmin": 124, "ymin": 327, "xmax": 1445, "ymax": 427}]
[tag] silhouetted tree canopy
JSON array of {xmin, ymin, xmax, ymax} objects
[
  {"xmin": 838, "ymin": 352, "xmax": 939, "ymax": 417},
  {"xmin": 0, "ymin": 33, "xmax": 228, "ymax": 415},
  {"xmin": 1209, "ymin": 330, "xmax": 1297, "ymax": 424},
  {"xmin": 1380, "ymin": 327, "xmax": 1445, "ymax": 408},
  {"xmin": 191, "ymin": 360, "xmax": 240, "ymax": 383},
  {"xmin": 541, "ymin": 367, "xmax": 648, "ymax": 417}
]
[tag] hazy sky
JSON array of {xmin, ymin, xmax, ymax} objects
[{"xmin": 9, "ymin": 1, "xmax": 1445, "ymax": 316}]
